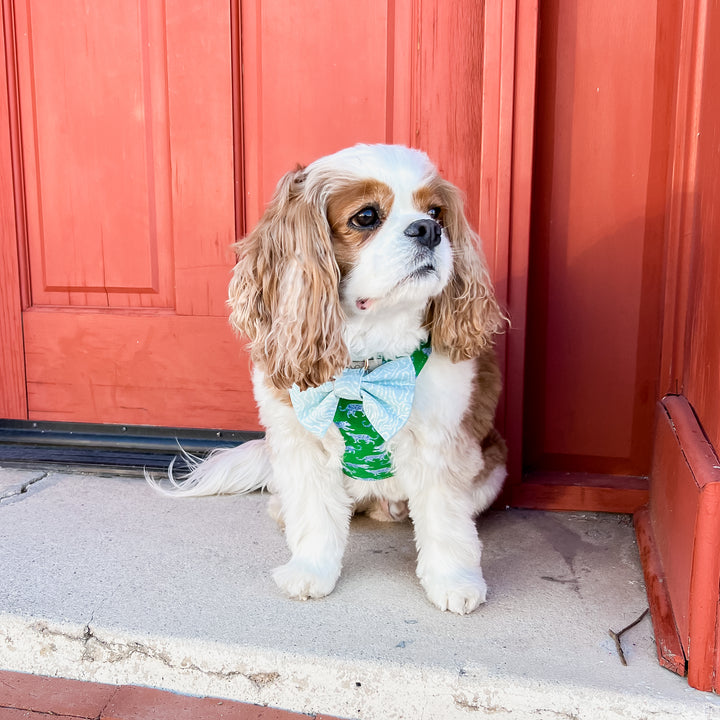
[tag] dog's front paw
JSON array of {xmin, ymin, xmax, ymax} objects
[
  {"xmin": 420, "ymin": 568, "xmax": 488, "ymax": 614},
  {"xmin": 273, "ymin": 558, "xmax": 340, "ymax": 600}
]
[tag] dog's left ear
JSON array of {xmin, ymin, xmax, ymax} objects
[{"xmin": 426, "ymin": 179, "xmax": 507, "ymax": 360}]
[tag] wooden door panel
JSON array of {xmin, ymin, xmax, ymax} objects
[
  {"xmin": 14, "ymin": 0, "xmax": 175, "ymax": 309},
  {"xmin": 23, "ymin": 311, "xmax": 259, "ymax": 430}
]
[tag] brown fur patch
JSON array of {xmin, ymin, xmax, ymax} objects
[
  {"xmin": 267, "ymin": 383, "xmax": 292, "ymax": 406},
  {"xmin": 412, "ymin": 181, "xmax": 447, "ymax": 224},
  {"xmin": 422, "ymin": 177, "xmax": 507, "ymax": 360},
  {"xmin": 326, "ymin": 180, "xmax": 395, "ymax": 276},
  {"xmin": 479, "ymin": 428, "xmax": 508, "ymax": 479},
  {"xmin": 462, "ymin": 348, "xmax": 507, "ymax": 481},
  {"xmin": 228, "ymin": 167, "xmax": 349, "ymax": 390}
]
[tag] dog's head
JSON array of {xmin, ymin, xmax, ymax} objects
[{"xmin": 229, "ymin": 144, "xmax": 504, "ymax": 390}]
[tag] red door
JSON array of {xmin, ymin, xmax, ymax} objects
[{"xmin": 1, "ymin": 0, "xmax": 534, "ymax": 438}]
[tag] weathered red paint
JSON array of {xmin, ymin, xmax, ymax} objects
[
  {"xmin": 637, "ymin": 0, "xmax": 720, "ymax": 692},
  {"xmin": 634, "ymin": 504, "xmax": 687, "ymax": 676}
]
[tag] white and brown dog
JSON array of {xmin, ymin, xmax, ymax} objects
[{"xmin": 152, "ymin": 144, "xmax": 507, "ymax": 614}]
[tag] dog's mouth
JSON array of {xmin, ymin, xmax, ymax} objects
[
  {"xmin": 354, "ymin": 264, "xmax": 439, "ymax": 312},
  {"xmin": 407, "ymin": 263, "xmax": 436, "ymax": 279},
  {"xmin": 397, "ymin": 262, "xmax": 439, "ymax": 289}
]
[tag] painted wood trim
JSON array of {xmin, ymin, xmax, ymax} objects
[
  {"xmin": 503, "ymin": 0, "xmax": 537, "ymax": 487},
  {"xmin": 478, "ymin": 0, "xmax": 517, "ymax": 303},
  {"xmin": 238, "ymin": 0, "xmax": 262, "ymax": 228},
  {"xmin": 659, "ymin": 0, "xmax": 707, "ymax": 395},
  {"xmin": 646, "ymin": 394, "xmax": 720, "ymax": 691},
  {"xmin": 665, "ymin": 394, "xmax": 720, "ymax": 691},
  {"xmin": 387, "ymin": 0, "xmax": 415, "ymax": 147},
  {"xmin": 230, "ymin": 0, "xmax": 245, "ymax": 239},
  {"xmin": 688, "ymin": 482, "xmax": 720, "ymax": 692},
  {"xmin": 633, "ymin": 505, "xmax": 687, "ymax": 676},
  {"xmin": 663, "ymin": 396, "xmax": 720, "ymax": 490},
  {"xmin": 0, "ymin": 1, "xmax": 27, "ymax": 419},
  {"xmin": 511, "ymin": 481, "xmax": 648, "ymax": 514}
]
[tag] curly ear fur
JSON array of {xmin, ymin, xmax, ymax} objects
[
  {"xmin": 426, "ymin": 179, "xmax": 507, "ymax": 360},
  {"xmin": 228, "ymin": 168, "xmax": 349, "ymax": 390}
]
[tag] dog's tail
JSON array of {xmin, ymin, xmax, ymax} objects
[{"xmin": 145, "ymin": 438, "xmax": 272, "ymax": 497}]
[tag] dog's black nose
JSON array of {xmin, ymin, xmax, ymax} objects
[{"xmin": 404, "ymin": 219, "xmax": 442, "ymax": 249}]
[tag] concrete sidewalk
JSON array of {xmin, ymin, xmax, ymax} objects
[{"xmin": 1, "ymin": 465, "xmax": 718, "ymax": 719}]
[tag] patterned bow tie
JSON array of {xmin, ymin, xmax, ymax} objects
[
  {"xmin": 289, "ymin": 340, "xmax": 432, "ymax": 480},
  {"xmin": 290, "ymin": 355, "xmax": 418, "ymax": 441}
]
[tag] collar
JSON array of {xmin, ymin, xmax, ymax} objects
[
  {"xmin": 347, "ymin": 336, "xmax": 432, "ymax": 373},
  {"xmin": 348, "ymin": 357, "xmax": 385, "ymax": 372}
]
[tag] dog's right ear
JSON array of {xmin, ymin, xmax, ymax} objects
[
  {"xmin": 228, "ymin": 167, "xmax": 349, "ymax": 390},
  {"xmin": 425, "ymin": 178, "xmax": 507, "ymax": 360}
]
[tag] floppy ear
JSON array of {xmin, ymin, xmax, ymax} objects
[
  {"xmin": 228, "ymin": 167, "xmax": 349, "ymax": 390},
  {"xmin": 426, "ymin": 179, "xmax": 507, "ymax": 361}
]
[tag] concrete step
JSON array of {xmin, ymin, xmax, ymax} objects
[{"xmin": 1, "ymin": 466, "xmax": 718, "ymax": 719}]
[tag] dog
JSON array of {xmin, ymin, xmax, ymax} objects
[{"xmin": 150, "ymin": 144, "xmax": 507, "ymax": 615}]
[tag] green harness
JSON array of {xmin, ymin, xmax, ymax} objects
[{"xmin": 333, "ymin": 340, "xmax": 431, "ymax": 480}]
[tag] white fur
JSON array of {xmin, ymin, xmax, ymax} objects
[
  {"xmin": 149, "ymin": 144, "xmax": 505, "ymax": 614},
  {"xmin": 145, "ymin": 439, "xmax": 272, "ymax": 497}
]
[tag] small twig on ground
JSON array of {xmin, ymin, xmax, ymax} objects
[{"xmin": 609, "ymin": 608, "xmax": 649, "ymax": 666}]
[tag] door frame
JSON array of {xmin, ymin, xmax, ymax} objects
[
  {"xmin": 0, "ymin": 0, "xmax": 26, "ymax": 420},
  {"xmin": 635, "ymin": 0, "xmax": 720, "ymax": 691}
]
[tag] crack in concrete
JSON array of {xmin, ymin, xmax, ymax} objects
[
  {"xmin": 32, "ymin": 620, "xmax": 280, "ymax": 688},
  {"xmin": 0, "ymin": 473, "xmax": 49, "ymax": 504},
  {"xmin": 532, "ymin": 710, "xmax": 581, "ymax": 720},
  {"xmin": 453, "ymin": 694, "xmax": 512, "ymax": 714}
]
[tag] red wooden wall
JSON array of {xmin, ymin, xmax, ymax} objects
[{"xmin": 635, "ymin": 0, "xmax": 720, "ymax": 692}]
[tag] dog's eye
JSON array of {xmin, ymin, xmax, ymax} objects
[
  {"xmin": 350, "ymin": 206, "xmax": 380, "ymax": 230},
  {"xmin": 428, "ymin": 206, "xmax": 443, "ymax": 225}
]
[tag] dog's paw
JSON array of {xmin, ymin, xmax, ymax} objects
[
  {"xmin": 420, "ymin": 568, "xmax": 488, "ymax": 614},
  {"xmin": 366, "ymin": 499, "xmax": 410, "ymax": 522},
  {"xmin": 273, "ymin": 558, "xmax": 339, "ymax": 600}
]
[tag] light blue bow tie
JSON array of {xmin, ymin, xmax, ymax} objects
[{"xmin": 289, "ymin": 356, "xmax": 417, "ymax": 440}]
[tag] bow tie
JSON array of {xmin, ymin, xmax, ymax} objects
[{"xmin": 289, "ymin": 355, "xmax": 418, "ymax": 441}]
